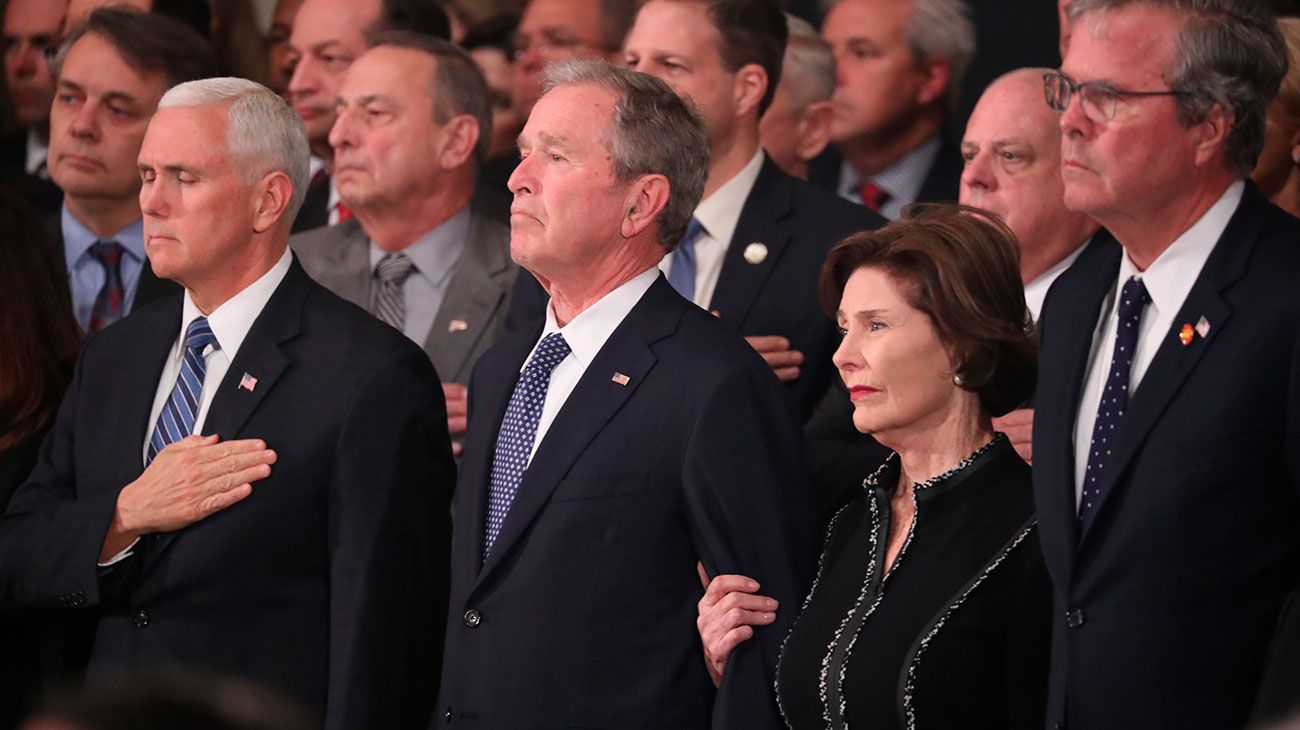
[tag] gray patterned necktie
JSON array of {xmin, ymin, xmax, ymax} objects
[{"xmin": 371, "ymin": 253, "xmax": 415, "ymax": 330}]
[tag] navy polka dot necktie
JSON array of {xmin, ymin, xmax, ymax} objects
[
  {"xmin": 1079, "ymin": 276, "xmax": 1150, "ymax": 524},
  {"xmin": 483, "ymin": 332, "xmax": 572, "ymax": 560}
]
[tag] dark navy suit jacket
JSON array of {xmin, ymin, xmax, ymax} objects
[
  {"xmin": 506, "ymin": 158, "xmax": 883, "ymax": 420},
  {"xmin": 0, "ymin": 259, "xmax": 454, "ymax": 729},
  {"xmin": 1032, "ymin": 184, "xmax": 1300, "ymax": 729},
  {"xmin": 440, "ymin": 275, "xmax": 815, "ymax": 728}
]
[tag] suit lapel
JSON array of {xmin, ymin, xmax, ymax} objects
[
  {"xmin": 107, "ymin": 299, "xmax": 183, "ymax": 489},
  {"xmin": 707, "ymin": 160, "xmax": 793, "ymax": 328},
  {"xmin": 307, "ymin": 221, "xmax": 371, "ymax": 309},
  {"xmin": 1076, "ymin": 190, "xmax": 1262, "ymax": 548},
  {"xmin": 139, "ymin": 260, "xmax": 308, "ymax": 572},
  {"xmin": 474, "ymin": 278, "xmax": 679, "ymax": 587},
  {"xmin": 427, "ymin": 212, "xmax": 511, "ymax": 382}
]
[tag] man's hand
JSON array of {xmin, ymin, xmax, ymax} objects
[
  {"xmin": 443, "ymin": 383, "xmax": 468, "ymax": 457},
  {"xmin": 744, "ymin": 335, "xmax": 803, "ymax": 383},
  {"xmin": 696, "ymin": 562, "xmax": 777, "ymax": 688},
  {"xmin": 101, "ymin": 435, "xmax": 276, "ymax": 560},
  {"xmin": 993, "ymin": 408, "xmax": 1034, "ymax": 464}
]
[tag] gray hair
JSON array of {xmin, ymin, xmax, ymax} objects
[
  {"xmin": 158, "ymin": 77, "xmax": 311, "ymax": 223},
  {"xmin": 1069, "ymin": 0, "xmax": 1288, "ymax": 177},
  {"xmin": 541, "ymin": 60, "xmax": 709, "ymax": 251},
  {"xmin": 908, "ymin": 0, "xmax": 977, "ymax": 111},
  {"xmin": 366, "ymin": 30, "xmax": 494, "ymax": 166},
  {"xmin": 782, "ymin": 13, "xmax": 836, "ymax": 108}
]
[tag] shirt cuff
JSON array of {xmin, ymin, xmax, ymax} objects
[{"xmin": 97, "ymin": 538, "xmax": 140, "ymax": 567}]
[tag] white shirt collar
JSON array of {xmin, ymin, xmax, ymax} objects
[
  {"xmin": 1115, "ymin": 180, "xmax": 1244, "ymax": 322},
  {"xmin": 693, "ymin": 148, "xmax": 765, "ymax": 247},
  {"xmin": 1024, "ymin": 239, "xmax": 1090, "ymax": 322},
  {"xmin": 836, "ymin": 136, "xmax": 941, "ymax": 209},
  {"xmin": 533, "ymin": 267, "xmax": 660, "ymax": 370},
  {"xmin": 25, "ymin": 128, "xmax": 47, "ymax": 177},
  {"xmin": 177, "ymin": 248, "xmax": 293, "ymax": 361}
]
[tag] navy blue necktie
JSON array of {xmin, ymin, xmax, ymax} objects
[
  {"xmin": 1079, "ymin": 276, "xmax": 1150, "ymax": 523},
  {"xmin": 483, "ymin": 332, "xmax": 571, "ymax": 559},
  {"xmin": 667, "ymin": 217, "xmax": 704, "ymax": 300},
  {"xmin": 147, "ymin": 317, "xmax": 220, "ymax": 464}
]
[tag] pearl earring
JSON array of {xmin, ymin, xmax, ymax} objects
[{"xmin": 953, "ymin": 373, "xmax": 966, "ymax": 387}]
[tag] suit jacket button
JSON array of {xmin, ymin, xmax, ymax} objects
[
  {"xmin": 463, "ymin": 609, "xmax": 481, "ymax": 627},
  {"xmin": 1066, "ymin": 608, "xmax": 1085, "ymax": 628},
  {"xmin": 133, "ymin": 609, "xmax": 151, "ymax": 628},
  {"xmin": 444, "ymin": 706, "xmax": 453, "ymax": 724}
]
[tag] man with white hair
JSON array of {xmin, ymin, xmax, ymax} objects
[
  {"xmin": 759, "ymin": 14, "xmax": 835, "ymax": 180},
  {"xmin": 0, "ymin": 77, "xmax": 453, "ymax": 729}
]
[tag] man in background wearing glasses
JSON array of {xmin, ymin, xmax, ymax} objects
[{"xmin": 1032, "ymin": 1, "xmax": 1300, "ymax": 728}]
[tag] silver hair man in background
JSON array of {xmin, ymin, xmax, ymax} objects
[
  {"xmin": 759, "ymin": 14, "xmax": 835, "ymax": 181},
  {"xmin": 0, "ymin": 77, "xmax": 453, "ymax": 729}
]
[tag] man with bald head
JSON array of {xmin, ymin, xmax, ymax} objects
[{"xmin": 806, "ymin": 66, "xmax": 1102, "ymax": 512}]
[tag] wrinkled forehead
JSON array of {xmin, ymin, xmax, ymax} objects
[{"xmin": 1063, "ymin": 6, "xmax": 1181, "ymax": 86}]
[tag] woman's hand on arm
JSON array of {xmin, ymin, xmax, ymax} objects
[{"xmin": 696, "ymin": 562, "xmax": 780, "ymax": 687}]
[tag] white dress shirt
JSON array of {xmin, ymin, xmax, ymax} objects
[
  {"xmin": 523, "ymin": 267, "xmax": 659, "ymax": 462},
  {"xmin": 659, "ymin": 149, "xmax": 764, "ymax": 308},
  {"xmin": 1072, "ymin": 181, "xmax": 1244, "ymax": 504},
  {"xmin": 1024, "ymin": 240, "xmax": 1088, "ymax": 323},
  {"xmin": 103, "ymin": 249, "xmax": 293, "ymax": 566},
  {"xmin": 25, "ymin": 128, "xmax": 48, "ymax": 178}
]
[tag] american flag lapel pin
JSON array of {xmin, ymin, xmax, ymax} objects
[
  {"xmin": 239, "ymin": 372, "xmax": 258, "ymax": 392},
  {"xmin": 611, "ymin": 372, "xmax": 631, "ymax": 386}
]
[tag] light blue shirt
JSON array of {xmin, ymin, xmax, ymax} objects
[
  {"xmin": 367, "ymin": 205, "xmax": 471, "ymax": 346},
  {"xmin": 836, "ymin": 136, "xmax": 942, "ymax": 220},
  {"xmin": 61, "ymin": 204, "xmax": 146, "ymax": 332}
]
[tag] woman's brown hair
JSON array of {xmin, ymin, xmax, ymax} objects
[
  {"xmin": 0, "ymin": 189, "xmax": 81, "ymax": 452},
  {"xmin": 817, "ymin": 203, "xmax": 1037, "ymax": 418}
]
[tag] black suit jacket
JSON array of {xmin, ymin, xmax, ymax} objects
[
  {"xmin": 1032, "ymin": 184, "xmax": 1300, "ymax": 729},
  {"xmin": 0, "ymin": 259, "xmax": 454, "ymax": 729},
  {"xmin": 291, "ymin": 173, "xmax": 331, "ymax": 234},
  {"xmin": 506, "ymin": 159, "xmax": 884, "ymax": 419},
  {"xmin": 440, "ymin": 275, "xmax": 815, "ymax": 728},
  {"xmin": 806, "ymin": 135, "xmax": 963, "ymax": 208}
]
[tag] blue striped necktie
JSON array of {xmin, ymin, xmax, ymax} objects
[
  {"xmin": 147, "ymin": 317, "xmax": 220, "ymax": 464},
  {"xmin": 667, "ymin": 217, "xmax": 704, "ymax": 300}
]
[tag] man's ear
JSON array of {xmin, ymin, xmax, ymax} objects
[
  {"xmin": 914, "ymin": 56, "xmax": 951, "ymax": 108},
  {"xmin": 733, "ymin": 63, "xmax": 770, "ymax": 120},
  {"xmin": 796, "ymin": 99, "xmax": 835, "ymax": 163},
  {"xmin": 1191, "ymin": 102, "xmax": 1234, "ymax": 169},
  {"xmin": 252, "ymin": 171, "xmax": 293, "ymax": 233},
  {"xmin": 437, "ymin": 114, "xmax": 481, "ymax": 170},
  {"xmin": 621, "ymin": 173, "xmax": 671, "ymax": 239}
]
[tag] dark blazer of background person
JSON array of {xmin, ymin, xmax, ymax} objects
[
  {"xmin": 440, "ymin": 276, "xmax": 814, "ymax": 729},
  {"xmin": 506, "ymin": 159, "xmax": 883, "ymax": 420},
  {"xmin": 1032, "ymin": 186, "xmax": 1300, "ymax": 729},
  {"xmin": 0, "ymin": 189, "xmax": 82, "ymax": 730},
  {"xmin": 0, "ymin": 260, "xmax": 454, "ymax": 730},
  {"xmin": 292, "ymin": 210, "xmax": 514, "ymax": 384}
]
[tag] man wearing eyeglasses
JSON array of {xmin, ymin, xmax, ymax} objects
[{"xmin": 1032, "ymin": 1, "xmax": 1300, "ymax": 728}]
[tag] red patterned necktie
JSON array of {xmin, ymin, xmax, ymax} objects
[
  {"xmin": 858, "ymin": 181, "xmax": 891, "ymax": 213},
  {"xmin": 88, "ymin": 240, "xmax": 125, "ymax": 333}
]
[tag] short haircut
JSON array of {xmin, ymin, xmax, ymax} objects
[
  {"xmin": 542, "ymin": 59, "xmax": 710, "ymax": 250},
  {"xmin": 781, "ymin": 13, "xmax": 835, "ymax": 108},
  {"xmin": 1273, "ymin": 17, "xmax": 1300, "ymax": 128},
  {"xmin": 370, "ymin": 0, "xmax": 451, "ymax": 39},
  {"xmin": 818, "ymin": 203, "xmax": 1037, "ymax": 418},
  {"xmin": 597, "ymin": 0, "xmax": 639, "ymax": 51},
  {"xmin": 686, "ymin": 0, "xmax": 787, "ymax": 116},
  {"xmin": 1069, "ymin": 0, "xmax": 1288, "ymax": 177},
  {"xmin": 158, "ymin": 77, "xmax": 311, "ymax": 223},
  {"xmin": 54, "ymin": 6, "xmax": 217, "ymax": 88},
  {"xmin": 908, "ymin": 0, "xmax": 976, "ymax": 111},
  {"xmin": 365, "ymin": 30, "xmax": 493, "ymax": 166},
  {"xmin": 460, "ymin": 12, "xmax": 519, "ymax": 54},
  {"xmin": 151, "ymin": 0, "xmax": 213, "ymax": 39}
]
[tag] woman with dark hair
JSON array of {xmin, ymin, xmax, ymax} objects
[
  {"xmin": 0, "ymin": 187, "xmax": 81, "ymax": 730},
  {"xmin": 697, "ymin": 204, "xmax": 1051, "ymax": 728},
  {"xmin": 0, "ymin": 188, "xmax": 80, "ymax": 505}
]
